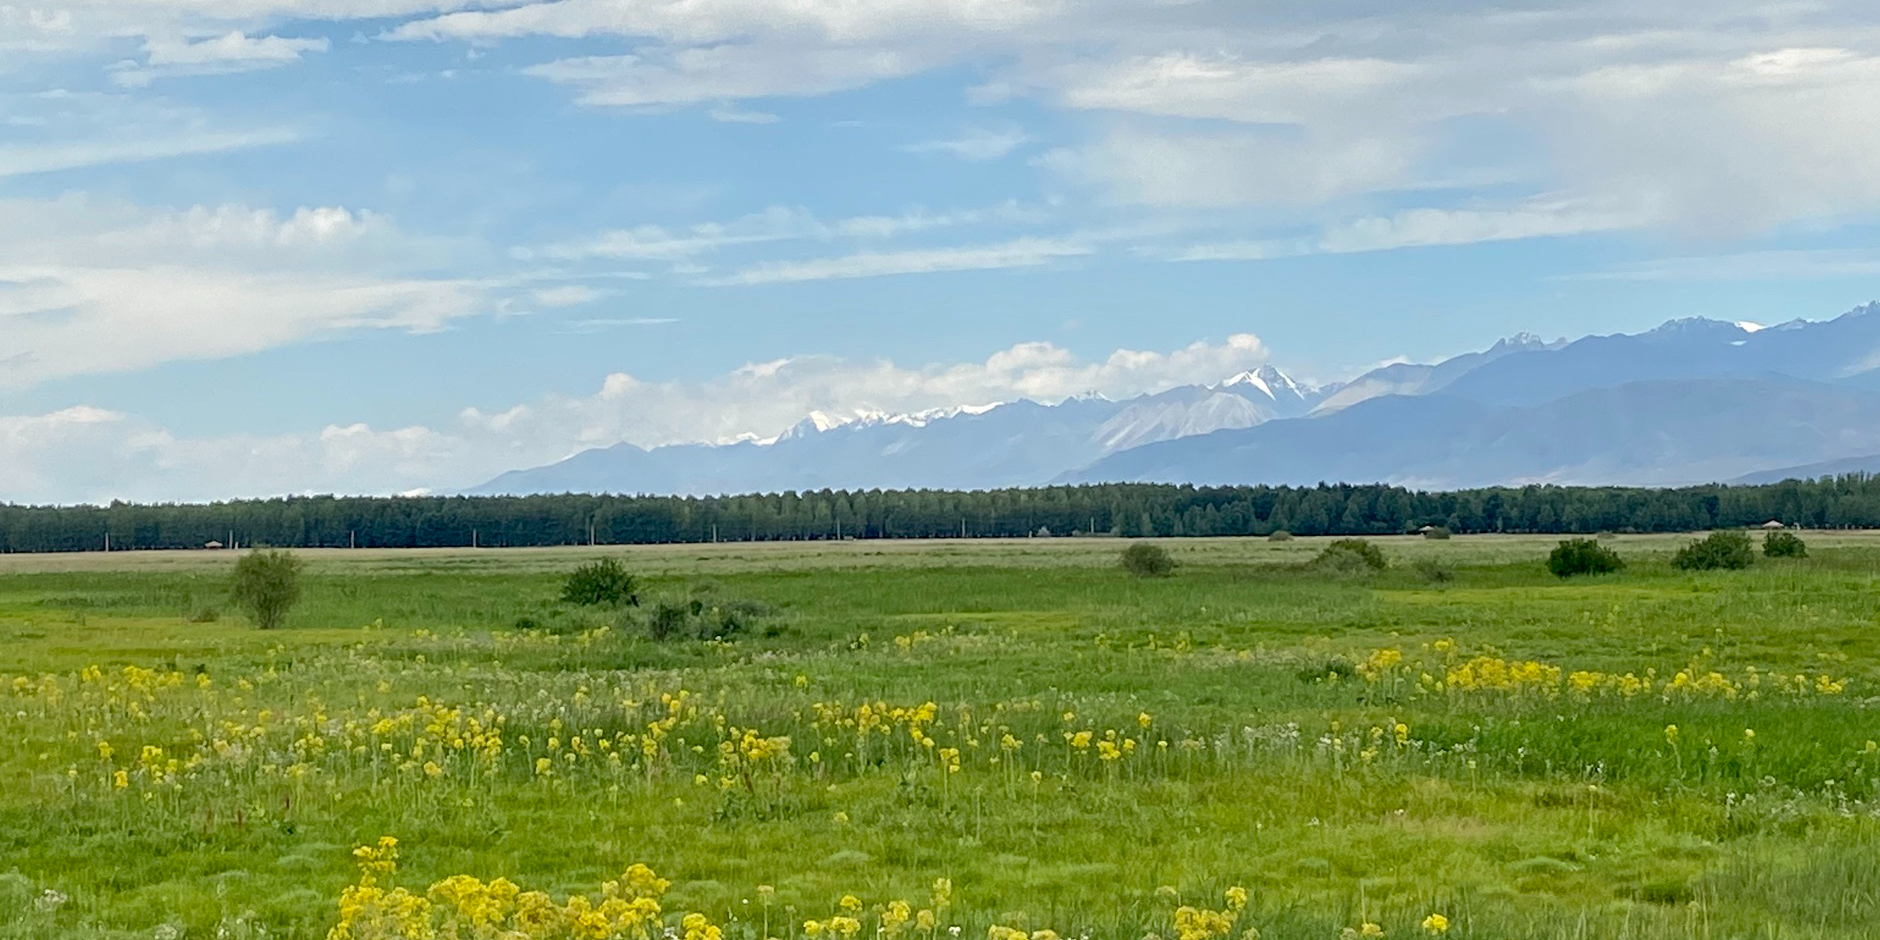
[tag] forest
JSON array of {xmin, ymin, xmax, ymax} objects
[{"xmin": 5, "ymin": 475, "xmax": 1880, "ymax": 552}]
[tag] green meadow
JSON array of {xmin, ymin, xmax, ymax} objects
[{"xmin": 0, "ymin": 533, "xmax": 1876, "ymax": 939}]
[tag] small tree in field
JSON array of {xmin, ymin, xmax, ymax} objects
[
  {"xmin": 1120, "ymin": 543, "xmax": 1176, "ymax": 578},
  {"xmin": 1672, "ymin": 530, "xmax": 1755, "ymax": 571},
  {"xmin": 561, "ymin": 558, "xmax": 639, "ymax": 607},
  {"xmin": 1313, "ymin": 538, "xmax": 1389, "ymax": 573},
  {"xmin": 1547, "ymin": 538, "xmax": 1624, "ymax": 578},
  {"xmin": 230, "ymin": 549, "xmax": 303, "ymax": 630},
  {"xmin": 1763, "ymin": 530, "xmax": 1807, "ymax": 558}
]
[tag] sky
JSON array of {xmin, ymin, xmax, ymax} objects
[{"xmin": 4, "ymin": 0, "xmax": 1880, "ymax": 504}]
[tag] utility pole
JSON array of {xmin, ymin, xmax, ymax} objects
[
  {"xmin": 350, "ymin": 530, "xmax": 356, "ymax": 549},
  {"xmin": 103, "ymin": 531, "xmax": 110, "ymax": 552}
]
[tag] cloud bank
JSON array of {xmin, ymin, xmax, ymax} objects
[{"xmin": 0, "ymin": 333, "xmax": 1270, "ymax": 504}]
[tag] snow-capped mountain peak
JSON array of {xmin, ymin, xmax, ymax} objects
[
  {"xmin": 1221, "ymin": 364, "xmax": 1310, "ymax": 402},
  {"xmin": 1220, "ymin": 369, "xmax": 1273, "ymax": 397},
  {"xmin": 770, "ymin": 402, "xmax": 1010, "ymax": 444}
]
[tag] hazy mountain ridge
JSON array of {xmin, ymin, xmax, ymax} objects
[
  {"xmin": 1068, "ymin": 375, "xmax": 1880, "ymax": 489},
  {"xmin": 471, "ymin": 304, "xmax": 1880, "ymax": 496},
  {"xmin": 469, "ymin": 365, "xmax": 1327, "ymax": 496}
]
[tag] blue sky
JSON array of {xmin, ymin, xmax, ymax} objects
[{"xmin": 3, "ymin": 0, "xmax": 1879, "ymax": 502}]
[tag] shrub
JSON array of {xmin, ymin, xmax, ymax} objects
[
  {"xmin": 1764, "ymin": 530, "xmax": 1807, "ymax": 559},
  {"xmin": 636, "ymin": 596, "xmax": 766, "ymax": 641},
  {"xmin": 1296, "ymin": 657, "xmax": 1358, "ymax": 683},
  {"xmin": 1312, "ymin": 538, "xmax": 1388, "ymax": 573},
  {"xmin": 1422, "ymin": 526, "xmax": 1453, "ymax": 540},
  {"xmin": 1672, "ymin": 530, "xmax": 1755, "ymax": 571},
  {"xmin": 560, "ymin": 558, "xmax": 639, "ymax": 607},
  {"xmin": 1120, "ymin": 543, "xmax": 1176, "ymax": 577},
  {"xmin": 229, "ymin": 549, "xmax": 303, "ymax": 630},
  {"xmin": 1267, "ymin": 530, "xmax": 1294, "ymax": 542},
  {"xmin": 1547, "ymin": 538, "xmax": 1624, "ymax": 578},
  {"xmin": 648, "ymin": 602, "xmax": 690, "ymax": 640},
  {"xmin": 1414, "ymin": 558, "xmax": 1454, "ymax": 584}
]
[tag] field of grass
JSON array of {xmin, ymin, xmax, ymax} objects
[{"xmin": 0, "ymin": 533, "xmax": 1876, "ymax": 940}]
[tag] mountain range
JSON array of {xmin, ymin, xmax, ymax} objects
[{"xmin": 470, "ymin": 303, "xmax": 1880, "ymax": 496}]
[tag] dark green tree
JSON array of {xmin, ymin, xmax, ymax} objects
[
  {"xmin": 1120, "ymin": 543, "xmax": 1176, "ymax": 577},
  {"xmin": 1312, "ymin": 538, "xmax": 1389, "ymax": 573},
  {"xmin": 229, "ymin": 549, "xmax": 304, "ymax": 630},
  {"xmin": 1673, "ymin": 531, "xmax": 1756, "ymax": 571},
  {"xmin": 1763, "ymin": 529, "xmax": 1807, "ymax": 558},
  {"xmin": 560, "ymin": 558, "xmax": 639, "ymax": 606},
  {"xmin": 1547, "ymin": 538, "xmax": 1624, "ymax": 578}
]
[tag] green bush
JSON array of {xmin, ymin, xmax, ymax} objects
[
  {"xmin": 648, "ymin": 602, "xmax": 691, "ymax": 640},
  {"xmin": 1547, "ymin": 538, "xmax": 1624, "ymax": 578},
  {"xmin": 560, "ymin": 558, "xmax": 639, "ymax": 607},
  {"xmin": 638, "ymin": 597, "xmax": 761, "ymax": 641},
  {"xmin": 1120, "ymin": 542, "xmax": 1176, "ymax": 577},
  {"xmin": 1414, "ymin": 558, "xmax": 1454, "ymax": 584},
  {"xmin": 1763, "ymin": 530, "xmax": 1807, "ymax": 558},
  {"xmin": 1267, "ymin": 530, "xmax": 1294, "ymax": 542},
  {"xmin": 1672, "ymin": 530, "xmax": 1755, "ymax": 571},
  {"xmin": 1312, "ymin": 538, "xmax": 1388, "ymax": 573},
  {"xmin": 229, "ymin": 549, "xmax": 303, "ymax": 630}
]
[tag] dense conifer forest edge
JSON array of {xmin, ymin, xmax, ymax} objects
[{"xmin": 5, "ymin": 478, "xmax": 1878, "ymax": 552}]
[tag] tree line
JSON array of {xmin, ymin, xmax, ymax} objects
[{"xmin": 5, "ymin": 476, "xmax": 1880, "ymax": 553}]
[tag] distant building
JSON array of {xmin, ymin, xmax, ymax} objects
[
  {"xmin": 203, "ymin": 540, "xmax": 225, "ymax": 550},
  {"xmin": 1760, "ymin": 520, "xmax": 1786, "ymax": 530}
]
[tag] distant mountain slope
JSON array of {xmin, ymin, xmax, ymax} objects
[
  {"xmin": 1312, "ymin": 333, "xmax": 1560, "ymax": 413},
  {"xmin": 469, "ymin": 367, "xmax": 1324, "ymax": 496},
  {"xmin": 1730, "ymin": 454, "xmax": 1880, "ymax": 484},
  {"xmin": 1435, "ymin": 304, "xmax": 1880, "ymax": 407},
  {"xmin": 1066, "ymin": 376, "xmax": 1880, "ymax": 489},
  {"xmin": 471, "ymin": 304, "xmax": 1880, "ymax": 496}
]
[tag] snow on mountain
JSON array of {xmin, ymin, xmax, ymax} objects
[
  {"xmin": 1311, "ymin": 332, "xmax": 1558, "ymax": 414},
  {"xmin": 1093, "ymin": 390, "xmax": 1272, "ymax": 455}
]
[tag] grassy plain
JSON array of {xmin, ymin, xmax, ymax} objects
[{"xmin": 0, "ymin": 533, "xmax": 1876, "ymax": 939}]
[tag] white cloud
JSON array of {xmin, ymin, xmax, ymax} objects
[
  {"xmin": 0, "ymin": 196, "xmax": 492, "ymax": 388},
  {"xmin": 702, "ymin": 237, "xmax": 1091, "ymax": 285},
  {"xmin": 523, "ymin": 201, "xmax": 1050, "ymax": 264},
  {"xmin": 1561, "ymin": 249, "xmax": 1880, "ymax": 282},
  {"xmin": 144, "ymin": 30, "xmax": 326, "ymax": 66},
  {"xmin": 902, "ymin": 126, "xmax": 1031, "ymax": 161},
  {"xmin": 521, "ymin": 45, "xmax": 930, "ymax": 107},
  {"xmin": 1544, "ymin": 45, "xmax": 1880, "ymax": 234},
  {"xmin": 1041, "ymin": 127, "xmax": 1423, "ymax": 209},
  {"xmin": 1157, "ymin": 197, "xmax": 1651, "ymax": 262},
  {"xmin": 110, "ymin": 30, "xmax": 330, "ymax": 85},
  {"xmin": 497, "ymin": 332, "xmax": 1270, "ymax": 451},
  {"xmin": 25, "ymin": 0, "xmax": 1879, "ymax": 240},
  {"xmin": 0, "ymin": 406, "xmax": 468, "ymax": 505},
  {"xmin": 1042, "ymin": 52, "xmax": 1426, "ymax": 125},
  {"xmin": 387, "ymin": 0, "xmax": 1056, "ymax": 45},
  {"xmin": 0, "ymin": 89, "xmax": 298, "ymax": 178},
  {"xmin": 708, "ymin": 104, "xmax": 780, "ymax": 124},
  {"xmin": 523, "ymin": 206, "xmax": 820, "ymax": 261},
  {"xmin": 0, "ymin": 331, "xmax": 1272, "ymax": 503}
]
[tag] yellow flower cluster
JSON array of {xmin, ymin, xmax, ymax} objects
[
  {"xmin": 1351, "ymin": 645, "xmax": 1852, "ymax": 703},
  {"xmin": 1171, "ymin": 886, "xmax": 1249, "ymax": 940},
  {"xmin": 332, "ymin": 841, "xmax": 693, "ymax": 940}
]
